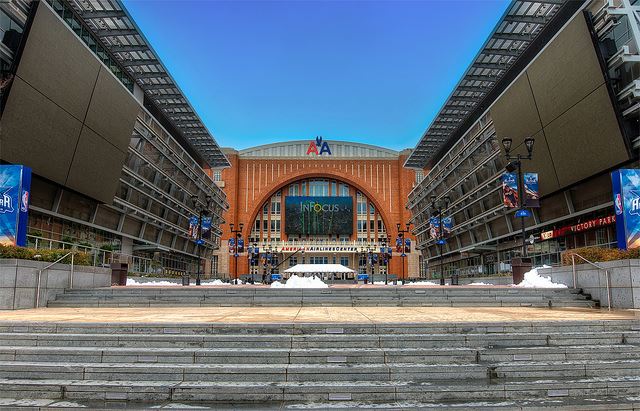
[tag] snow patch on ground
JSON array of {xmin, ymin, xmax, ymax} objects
[
  {"xmin": 513, "ymin": 265, "xmax": 567, "ymax": 288},
  {"xmin": 201, "ymin": 279, "xmax": 227, "ymax": 286},
  {"xmin": 270, "ymin": 275, "xmax": 328, "ymax": 288},
  {"xmin": 126, "ymin": 278, "xmax": 179, "ymax": 286},
  {"xmin": 469, "ymin": 282, "xmax": 491, "ymax": 286},
  {"xmin": 405, "ymin": 280, "xmax": 439, "ymax": 286}
]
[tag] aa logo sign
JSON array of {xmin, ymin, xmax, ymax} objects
[{"xmin": 306, "ymin": 136, "xmax": 332, "ymax": 156}]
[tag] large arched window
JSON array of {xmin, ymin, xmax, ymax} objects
[{"xmin": 249, "ymin": 178, "xmax": 387, "ymax": 244}]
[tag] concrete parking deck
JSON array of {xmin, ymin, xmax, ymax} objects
[{"xmin": 0, "ymin": 306, "xmax": 635, "ymax": 324}]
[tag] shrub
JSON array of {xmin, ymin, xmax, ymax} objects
[
  {"xmin": 561, "ymin": 246, "xmax": 640, "ymax": 265},
  {"xmin": 0, "ymin": 244, "xmax": 92, "ymax": 266}
]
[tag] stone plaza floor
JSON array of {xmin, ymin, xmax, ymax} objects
[{"xmin": 0, "ymin": 306, "xmax": 635, "ymax": 324}]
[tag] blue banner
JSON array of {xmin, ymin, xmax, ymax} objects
[
  {"xmin": 0, "ymin": 165, "xmax": 31, "ymax": 247},
  {"xmin": 524, "ymin": 173, "xmax": 540, "ymax": 208},
  {"xmin": 237, "ymin": 238, "xmax": 244, "ymax": 253},
  {"xmin": 201, "ymin": 216, "xmax": 212, "ymax": 239},
  {"xmin": 430, "ymin": 216, "xmax": 453, "ymax": 239},
  {"xmin": 612, "ymin": 169, "xmax": 640, "ymax": 250}
]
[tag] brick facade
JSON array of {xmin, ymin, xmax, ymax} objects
[{"xmin": 209, "ymin": 141, "xmax": 419, "ymax": 279}]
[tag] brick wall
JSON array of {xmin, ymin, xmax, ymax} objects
[{"xmin": 210, "ymin": 149, "xmax": 418, "ymax": 278}]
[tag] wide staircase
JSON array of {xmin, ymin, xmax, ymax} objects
[
  {"xmin": 47, "ymin": 286, "xmax": 597, "ymax": 308},
  {"xmin": 1, "ymin": 320, "xmax": 640, "ymax": 409}
]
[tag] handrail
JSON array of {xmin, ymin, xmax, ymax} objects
[
  {"xmin": 570, "ymin": 253, "xmax": 611, "ymax": 311},
  {"xmin": 35, "ymin": 252, "xmax": 74, "ymax": 309}
]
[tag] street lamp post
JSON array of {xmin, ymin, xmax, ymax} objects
[
  {"xmin": 366, "ymin": 246, "xmax": 373, "ymax": 284},
  {"xmin": 430, "ymin": 196, "xmax": 450, "ymax": 286},
  {"xmin": 380, "ymin": 242, "xmax": 391, "ymax": 285},
  {"xmin": 229, "ymin": 222, "xmax": 244, "ymax": 284},
  {"xmin": 190, "ymin": 195, "xmax": 213, "ymax": 286},
  {"xmin": 396, "ymin": 223, "xmax": 411, "ymax": 285},
  {"xmin": 501, "ymin": 137, "xmax": 535, "ymax": 257},
  {"xmin": 249, "ymin": 242, "xmax": 258, "ymax": 284}
]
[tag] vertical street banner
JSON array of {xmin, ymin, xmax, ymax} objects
[
  {"xmin": 611, "ymin": 169, "xmax": 640, "ymax": 250},
  {"xmin": 201, "ymin": 216, "xmax": 212, "ymax": 239},
  {"xmin": 442, "ymin": 216, "xmax": 453, "ymax": 237},
  {"xmin": 188, "ymin": 216, "xmax": 199, "ymax": 239},
  {"xmin": 237, "ymin": 238, "xmax": 244, "ymax": 253},
  {"xmin": 501, "ymin": 173, "xmax": 519, "ymax": 208},
  {"xmin": 430, "ymin": 216, "xmax": 453, "ymax": 239},
  {"xmin": 0, "ymin": 165, "xmax": 31, "ymax": 247},
  {"xmin": 429, "ymin": 217, "xmax": 440, "ymax": 239},
  {"xmin": 228, "ymin": 238, "xmax": 235, "ymax": 254},
  {"xmin": 524, "ymin": 173, "xmax": 540, "ymax": 208}
]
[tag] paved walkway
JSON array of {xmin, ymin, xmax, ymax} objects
[{"xmin": 0, "ymin": 306, "xmax": 636, "ymax": 324}]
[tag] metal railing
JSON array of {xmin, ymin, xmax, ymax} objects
[
  {"xmin": 571, "ymin": 253, "xmax": 611, "ymax": 311},
  {"xmin": 35, "ymin": 252, "xmax": 74, "ymax": 309}
]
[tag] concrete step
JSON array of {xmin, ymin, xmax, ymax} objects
[
  {"xmin": 0, "ymin": 344, "xmax": 635, "ymax": 365},
  {"xmin": 0, "ymin": 330, "xmax": 634, "ymax": 349},
  {"xmin": 2, "ymin": 375, "xmax": 640, "ymax": 403},
  {"xmin": 0, "ymin": 361, "xmax": 489, "ymax": 382},
  {"xmin": 0, "ymin": 346, "xmax": 478, "ymax": 365},
  {"xmin": 48, "ymin": 287, "xmax": 596, "ymax": 308},
  {"xmin": 1, "ymin": 320, "xmax": 635, "ymax": 335}
]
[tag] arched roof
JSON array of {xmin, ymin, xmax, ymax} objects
[{"xmin": 238, "ymin": 140, "xmax": 400, "ymax": 159}]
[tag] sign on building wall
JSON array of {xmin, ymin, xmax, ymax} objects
[
  {"xmin": 540, "ymin": 215, "xmax": 616, "ymax": 241},
  {"xmin": 285, "ymin": 196, "xmax": 353, "ymax": 235},
  {"xmin": 306, "ymin": 136, "xmax": 332, "ymax": 156},
  {"xmin": 611, "ymin": 169, "xmax": 640, "ymax": 250},
  {"xmin": 0, "ymin": 165, "xmax": 32, "ymax": 247}
]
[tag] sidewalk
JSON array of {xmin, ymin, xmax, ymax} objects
[{"xmin": 0, "ymin": 306, "xmax": 635, "ymax": 324}]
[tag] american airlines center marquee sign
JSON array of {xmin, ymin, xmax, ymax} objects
[{"xmin": 280, "ymin": 246, "xmax": 360, "ymax": 253}]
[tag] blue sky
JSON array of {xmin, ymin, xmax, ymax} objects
[{"xmin": 122, "ymin": 0, "xmax": 510, "ymax": 151}]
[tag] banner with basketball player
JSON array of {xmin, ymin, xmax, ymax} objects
[
  {"xmin": 611, "ymin": 169, "xmax": 640, "ymax": 250},
  {"xmin": 0, "ymin": 165, "xmax": 31, "ymax": 247},
  {"xmin": 501, "ymin": 173, "xmax": 519, "ymax": 208}
]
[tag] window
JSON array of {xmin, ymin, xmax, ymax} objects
[
  {"xmin": 415, "ymin": 170, "xmax": 424, "ymax": 184},
  {"xmin": 340, "ymin": 184, "xmax": 350, "ymax": 196},
  {"xmin": 210, "ymin": 255, "xmax": 219, "ymax": 275},
  {"xmin": 289, "ymin": 257, "xmax": 297, "ymax": 267},
  {"xmin": 340, "ymin": 256, "xmax": 349, "ymax": 266},
  {"xmin": 289, "ymin": 184, "xmax": 299, "ymax": 196},
  {"xmin": 212, "ymin": 170, "xmax": 222, "ymax": 181}
]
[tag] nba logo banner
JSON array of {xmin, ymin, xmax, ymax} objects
[
  {"xmin": 0, "ymin": 165, "xmax": 31, "ymax": 247},
  {"xmin": 611, "ymin": 169, "xmax": 640, "ymax": 250}
]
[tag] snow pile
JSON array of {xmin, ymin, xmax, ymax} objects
[
  {"xmin": 513, "ymin": 265, "xmax": 567, "ymax": 288},
  {"xmin": 126, "ymin": 278, "xmax": 179, "ymax": 286},
  {"xmin": 405, "ymin": 280, "xmax": 439, "ymax": 286},
  {"xmin": 201, "ymin": 279, "xmax": 227, "ymax": 286},
  {"xmin": 270, "ymin": 275, "xmax": 328, "ymax": 288},
  {"xmin": 373, "ymin": 281, "xmax": 398, "ymax": 286},
  {"xmin": 469, "ymin": 282, "xmax": 491, "ymax": 286}
]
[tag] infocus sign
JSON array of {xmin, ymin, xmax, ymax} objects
[{"xmin": 540, "ymin": 215, "xmax": 616, "ymax": 241}]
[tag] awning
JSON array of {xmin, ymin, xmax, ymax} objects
[{"xmin": 283, "ymin": 264, "xmax": 355, "ymax": 274}]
